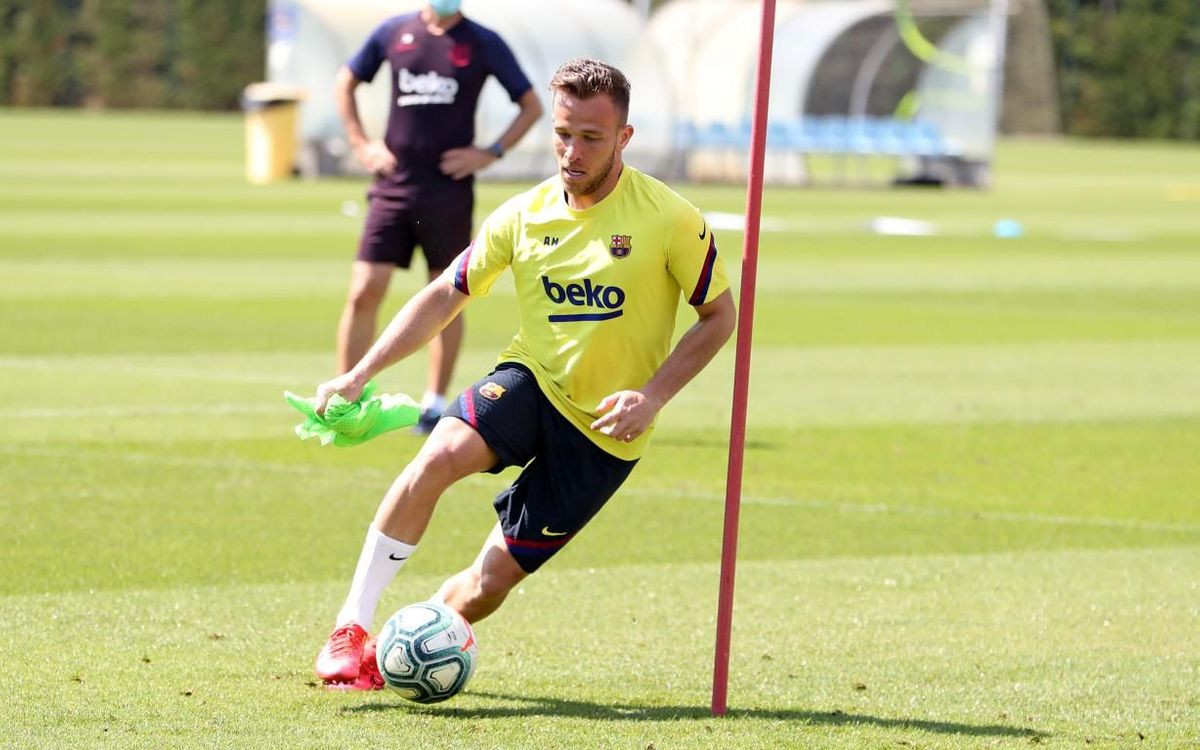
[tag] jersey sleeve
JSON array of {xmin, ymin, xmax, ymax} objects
[
  {"xmin": 478, "ymin": 29, "xmax": 533, "ymax": 102},
  {"xmin": 444, "ymin": 198, "xmax": 519, "ymax": 297},
  {"xmin": 346, "ymin": 19, "xmax": 395, "ymax": 82},
  {"xmin": 667, "ymin": 203, "xmax": 730, "ymax": 306}
]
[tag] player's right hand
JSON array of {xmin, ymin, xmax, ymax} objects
[
  {"xmin": 314, "ymin": 372, "xmax": 367, "ymax": 417},
  {"xmin": 357, "ymin": 140, "xmax": 397, "ymax": 177}
]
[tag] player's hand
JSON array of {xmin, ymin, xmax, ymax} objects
[
  {"xmin": 313, "ymin": 371, "xmax": 368, "ymax": 417},
  {"xmin": 357, "ymin": 140, "xmax": 397, "ymax": 177},
  {"xmin": 589, "ymin": 390, "xmax": 662, "ymax": 443},
  {"xmin": 439, "ymin": 146, "xmax": 495, "ymax": 180}
]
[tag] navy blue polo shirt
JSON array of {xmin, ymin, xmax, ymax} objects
[{"xmin": 348, "ymin": 13, "xmax": 533, "ymax": 194}]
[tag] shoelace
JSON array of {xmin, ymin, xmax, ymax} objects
[{"xmin": 327, "ymin": 626, "xmax": 363, "ymax": 657}]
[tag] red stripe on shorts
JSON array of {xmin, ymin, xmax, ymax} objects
[
  {"xmin": 463, "ymin": 387, "xmax": 477, "ymax": 426},
  {"xmin": 504, "ymin": 535, "xmax": 573, "ymax": 549}
]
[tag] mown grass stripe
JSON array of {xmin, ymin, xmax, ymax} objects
[{"xmin": 4, "ymin": 444, "xmax": 1197, "ymax": 535}]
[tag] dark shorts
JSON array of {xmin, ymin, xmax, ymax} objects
[
  {"xmin": 356, "ymin": 183, "xmax": 473, "ymax": 271},
  {"xmin": 444, "ymin": 363, "xmax": 638, "ymax": 573}
]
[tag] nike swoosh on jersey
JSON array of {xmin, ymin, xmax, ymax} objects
[
  {"xmin": 541, "ymin": 527, "xmax": 569, "ymax": 537},
  {"xmin": 699, "ymin": 223, "xmax": 707, "ymax": 240}
]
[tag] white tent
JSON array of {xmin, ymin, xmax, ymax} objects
[
  {"xmin": 634, "ymin": 0, "xmax": 915, "ymax": 127},
  {"xmin": 915, "ymin": 12, "xmax": 1000, "ymax": 165},
  {"xmin": 265, "ymin": 0, "xmax": 1009, "ymax": 185},
  {"xmin": 628, "ymin": 0, "xmax": 1003, "ymax": 184}
]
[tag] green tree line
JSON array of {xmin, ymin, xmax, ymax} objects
[
  {"xmin": 1047, "ymin": 0, "xmax": 1200, "ymax": 139},
  {"xmin": 1, "ymin": 0, "xmax": 1198, "ymax": 139},
  {"xmin": 0, "ymin": 0, "xmax": 265, "ymax": 110}
]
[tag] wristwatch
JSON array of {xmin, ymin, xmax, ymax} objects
[{"xmin": 486, "ymin": 141, "xmax": 505, "ymax": 159}]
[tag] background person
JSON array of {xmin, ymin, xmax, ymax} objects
[{"xmin": 334, "ymin": 0, "xmax": 543, "ymax": 432}]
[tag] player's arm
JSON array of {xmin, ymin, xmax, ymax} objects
[
  {"xmin": 334, "ymin": 65, "xmax": 396, "ymax": 176},
  {"xmin": 440, "ymin": 89, "xmax": 543, "ymax": 180},
  {"xmin": 590, "ymin": 289, "xmax": 736, "ymax": 442},
  {"xmin": 315, "ymin": 278, "xmax": 471, "ymax": 413}
]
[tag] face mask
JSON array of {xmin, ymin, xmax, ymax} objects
[{"xmin": 429, "ymin": 0, "xmax": 461, "ymax": 16}]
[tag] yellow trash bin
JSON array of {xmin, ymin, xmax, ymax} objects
[{"xmin": 242, "ymin": 82, "xmax": 305, "ymax": 185}]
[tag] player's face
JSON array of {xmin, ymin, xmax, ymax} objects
[{"xmin": 552, "ymin": 91, "xmax": 634, "ymax": 208}]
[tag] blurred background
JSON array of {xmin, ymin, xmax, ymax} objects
[{"xmin": 2, "ymin": 0, "xmax": 1197, "ymax": 186}]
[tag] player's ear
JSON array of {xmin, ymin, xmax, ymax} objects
[{"xmin": 617, "ymin": 123, "xmax": 634, "ymax": 151}]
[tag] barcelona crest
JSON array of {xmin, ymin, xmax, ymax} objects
[
  {"xmin": 479, "ymin": 382, "xmax": 506, "ymax": 401},
  {"xmin": 449, "ymin": 43, "xmax": 472, "ymax": 68},
  {"xmin": 609, "ymin": 234, "xmax": 632, "ymax": 259}
]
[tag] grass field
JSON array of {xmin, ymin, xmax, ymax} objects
[{"xmin": 1, "ymin": 109, "xmax": 1198, "ymax": 749}]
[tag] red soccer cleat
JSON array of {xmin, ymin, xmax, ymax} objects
[
  {"xmin": 315, "ymin": 623, "xmax": 368, "ymax": 683},
  {"xmin": 324, "ymin": 637, "xmax": 384, "ymax": 691}
]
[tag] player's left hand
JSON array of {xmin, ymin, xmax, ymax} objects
[
  {"xmin": 439, "ymin": 146, "xmax": 496, "ymax": 180},
  {"xmin": 590, "ymin": 390, "xmax": 662, "ymax": 443}
]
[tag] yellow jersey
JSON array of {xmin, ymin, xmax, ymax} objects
[{"xmin": 446, "ymin": 165, "xmax": 729, "ymax": 459}]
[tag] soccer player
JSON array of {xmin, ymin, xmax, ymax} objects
[
  {"xmin": 334, "ymin": 0, "xmax": 543, "ymax": 433},
  {"xmin": 312, "ymin": 57, "xmax": 735, "ymax": 690}
]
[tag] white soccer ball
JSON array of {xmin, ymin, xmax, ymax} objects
[{"xmin": 376, "ymin": 601, "xmax": 478, "ymax": 703}]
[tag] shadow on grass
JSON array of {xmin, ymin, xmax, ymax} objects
[{"xmin": 345, "ymin": 691, "xmax": 1047, "ymax": 739}]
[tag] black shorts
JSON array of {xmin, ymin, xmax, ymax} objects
[
  {"xmin": 445, "ymin": 363, "xmax": 638, "ymax": 573},
  {"xmin": 356, "ymin": 183, "xmax": 472, "ymax": 271}
]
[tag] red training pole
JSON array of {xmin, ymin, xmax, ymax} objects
[{"xmin": 712, "ymin": 0, "xmax": 777, "ymax": 718}]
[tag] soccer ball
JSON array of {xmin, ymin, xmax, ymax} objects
[{"xmin": 375, "ymin": 601, "xmax": 478, "ymax": 703}]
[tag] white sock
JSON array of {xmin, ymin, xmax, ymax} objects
[
  {"xmin": 421, "ymin": 392, "xmax": 448, "ymax": 414},
  {"xmin": 335, "ymin": 524, "xmax": 417, "ymax": 630}
]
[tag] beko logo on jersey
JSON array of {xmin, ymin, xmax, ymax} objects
[
  {"xmin": 397, "ymin": 68, "xmax": 458, "ymax": 106},
  {"xmin": 541, "ymin": 275, "xmax": 625, "ymax": 322}
]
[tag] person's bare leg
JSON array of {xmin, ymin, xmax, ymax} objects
[
  {"xmin": 435, "ymin": 523, "xmax": 527, "ymax": 624},
  {"xmin": 336, "ymin": 261, "xmax": 393, "ymax": 374},
  {"xmin": 425, "ymin": 266, "xmax": 463, "ymax": 399},
  {"xmin": 373, "ymin": 418, "xmax": 495, "ymax": 542}
]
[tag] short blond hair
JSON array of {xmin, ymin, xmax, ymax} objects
[{"xmin": 549, "ymin": 57, "xmax": 631, "ymax": 124}]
